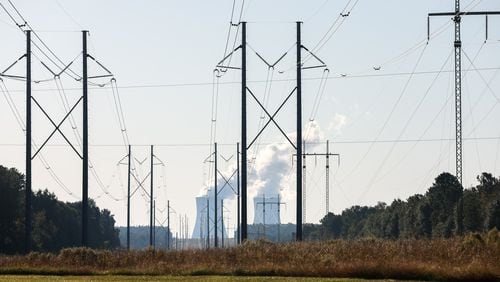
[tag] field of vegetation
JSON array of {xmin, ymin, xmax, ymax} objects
[
  {"xmin": 1, "ymin": 231, "xmax": 499, "ymax": 281},
  {"xmin": 0, "ymin": 276, "xmax": 374, "ymax": 281}
]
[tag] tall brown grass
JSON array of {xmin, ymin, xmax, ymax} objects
[{"xmin": 1, "ymin": 230, "xmax": 499, "ymax": 281}]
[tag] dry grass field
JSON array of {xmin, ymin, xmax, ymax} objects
[
  {"xmin": 0, "ymin": 232, "xmax": 499, "ymax": 281},
  {"xmin": 0, "ymin": 275, "xmax": 383, "ymax": 281}
]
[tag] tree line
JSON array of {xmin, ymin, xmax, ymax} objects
[
  {"xmin": 2, "ymin": 163, "xmax": 500, "ymax": 253},
  {"xmin": 0, "ymin": 165, "xmax": 120, "ymax": 254},
  {"xmin": 117, "ymin": 226, "xmax": 172, "ymax": 250},
  {"xmin": 305, "ymin": 172, "xmax": 500, "ymax": 240}
]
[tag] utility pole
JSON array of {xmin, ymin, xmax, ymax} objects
[
  {"xmin": 127, "ymin": 145, "xmax": 131, "ymax": 250},
  {"xmin": 186, "ymin": 215, "xmax": 189, "ymax": 249},
  {"xmin": 206, "ymin": 198, "xmax": 210, "ymax": 248},
  {"xmin": 428, "ymin": 1, "xmax": 500, "ymax": 185},
  {"xmin": 273, "ymin": 195, "xmax": 285, "ymax": 242},
  {"xmin": 256, "ymin": 195, "xmax": 266, "ymax": 238},
  {"xmin": 326, "ymin": 140, "xmax": 330, "ymax": 214},
  {"xmin": 296, "ymin": 21, "xmax": 303, "ymax": 241},
  {"xmin": 221, "ymin": 199, "xmax": 224, "ymax": 248},
  {"xmin": 302, "ymin": 142, "xmax": 306, "ymax": 224},
  {"xmin": 167, "ymin": 200, "xmax": 170, "ymax": 250},
  {"xmin": 277, "ymin": 194, "xmax": 282, "ymax": 242},
  {"xmin": 200, "ymin": 212, "xmax": 204, "ymax": 248},
  {"xmin": 82, "ymin": 30, "xmax": 89, "ymax": 247},
  {"xmin": 262, "ymin": 195, "xmax": 266, "ymax": 238},
  {"xmin": 153, "ymin": 200, "xmax": 156, "ymax": 248},
  {"xmin": 241, "ymin": 21, "xmax": 248, "ymax": 242},
  {"xmin": 236, "ymin": 142, "xmax": 241, "ymax": 245},
  {"xmin": 214, "ymin": 142, "xmax": 218, "ymax": 248},
  {"xmin": 25, "ymin": 30, "xmax": 31, "ymax": 254},
  {"xmin": 150, "ymin": 145, "xmax": 154, "ymax": 247},
  {"xmin": 296, "ymin": 143, "xmax": 340, "ymax": 218},
  {"xmin": 178, "ymin": 214, "xmax": 182, "ymax": 250},
  {"xmin": 175, "ymin": 232, "xmax": 178, "ymax": 250}
]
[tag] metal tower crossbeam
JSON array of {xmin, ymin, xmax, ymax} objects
[
  {"xmin": 31, "ymin": 96, "xmax": 83, "ymax": 159},
  {"xmin": 217, "ymin": 169, "xmax": 237, "ymax": 195},
  {"xmin": 246, "ymin": 87, "xmax": 297, "ymax": 150}
]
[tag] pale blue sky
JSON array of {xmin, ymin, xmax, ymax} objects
[{"xmin": 1, "ymin": 0, "xmax": 499, "ymax": 236}]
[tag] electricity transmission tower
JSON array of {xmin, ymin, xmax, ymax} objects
[
  {"xmin": 296, "ymin": 140, "xmax": 340, "ymax": 221},
  {"xmin": 204, "ymin": 142, "xmax": 238, "ymax": 247},
  {"xmin": 167, "ymin": 200, "xmax": 174, "ymax": 250},
  {"xmin": 0, "ymin": 27, "xmax": 116, "ymax": 250},
  {"xmin": 255, "ymin": 194, "xmax": 285, "ymax": 241},
  {"xmin": 124, "ymin": 146, "xmax": 165, "ymax": 249},
  {"xmin": 117, "ymin": 146, "xmax": 132, "ymax": 250},
  {"xmin": 428, "ymin": 1, "xmax": 500, "ymax": 185},
  {"xmin": 150, "ymin": 146, "xmax": 165, "ymax": 248},
  {"xmin": 216, "ymin": 21, "xmax": 327, "ymax": 242},
  {"xmin": 10, "ymin": 31, "xmax": 93, "ymax": 249}
]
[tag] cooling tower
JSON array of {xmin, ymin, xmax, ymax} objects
[
  {"xmin": 192, "ymin": 195, "xmax": 228, "ymax": 239},
  {"xmin": 253, "ymin": 195, "xmax": 281, "ymax": 225}
]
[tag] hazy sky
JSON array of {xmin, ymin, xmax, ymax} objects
[{"xmin": 1, "ymin": 0, "xmax": 499, "ymax": 237}]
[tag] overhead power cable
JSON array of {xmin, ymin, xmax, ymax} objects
[
  {"xmin": 54, "ymin": 72, "xmax": 125, "ymax": 202},
  {"xmin": 339, "ymin": 44, "xmax": 428, "ymax": 186},
  {"xmin": 218, "ymin": 0, "xmax": 245, "ymax": 76},
  {"xmin": 4, "ymin": 66, "xmax": 499, "ymax": 94},
  {"xmin": 0, "ymin": 79, "xmax": 25, "ymax": 130},
  {"xmin": 358, "ymin": 48, "xmax": 453, "ymax": 201},
  {"xmin": 5, "ymin": 0, "xmax": 83, "ymax": 80},
  {"xmin": 306, "ymin": 0, "xmax": 360, "ymax": 61},
  {"xmin": 1, "ymin": 136, "xmax": 500, "ymax": 148},
  {"xmin": 110, "ymin": 79, "xmax": 131, "ymax": 151}
]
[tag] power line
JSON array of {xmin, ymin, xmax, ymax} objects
[
  {"xmin": 2, "ymin": 136, "xmax": 500, "ymax": 148},
  {"xmin": 110, "ymin": 79, "xmax": 131, "ymax": 151},
  {"xmin": 3, "ymin": 66, "xmax": 499, "ymax": 93},
  {"xmin": 54, "ymin": 72, "xmax": 125, "ymax": 202},
  {"xmin": 363, "ymin": 68, "xmax": 455, "ymax": 189},
  {"xmin": 359, "ymin": 48, "xmax": 453, "ymax": 201},
  {"xmin": 339, "ymin": 44, "xmax": 429, "ymax": 186},
  {"xmin": 55, "ymin": 0, "xmax": 84, "ymax": 30},
  {"xmin": 0, "ymin": 79, "xmax": 25, "ymax": 130},
  {"xmin": 305, "ymin": 0, "xmax": 360, "ymax": 61},
  {"xmin": 370, "ymin": 42, "xmax": 497, "ymax": 189},
  {"xmin": 219, "ymin": 0, "xmax": 245, "ymax": 74},
  {"xmin": 6, "ymin": 0, "xmax": 82, "ymax": 80}
]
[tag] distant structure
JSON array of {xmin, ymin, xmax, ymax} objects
[
  {"xmin": 192, "ymin": 195, "xmax": 228, "ymax": 239},
  {"xmin": 253, "ymin": 195, "xmax": 281, "ymax": 225}
]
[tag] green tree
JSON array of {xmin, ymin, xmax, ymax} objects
[
  {"xmin": 462, "ymin": 189, "xmax": 483, "ymax": 233},
  {"xmin": 0, "ymin": 164, "xmax": 121, "ymax": 253},
  {"xmin": 426, "ymin": 173, "xmax": 462, "ymax": 237},
  {"xmin": 0, "ymin": 166, "xmax": 24, "ymax": 254},
  {"xmin": 487, "ymin": 200, "xmax": 500, "ymax": 230},
  {"xmin": 476, "ymin": 173, "xmax": 499, "ymax": 194},
  {"xmin": 320, "ymin": 212, "xmax": 343, "ymax": 239},
  {"xmin": 418, "ymin": 200, "xmax": 432, "ymax": 238}
]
